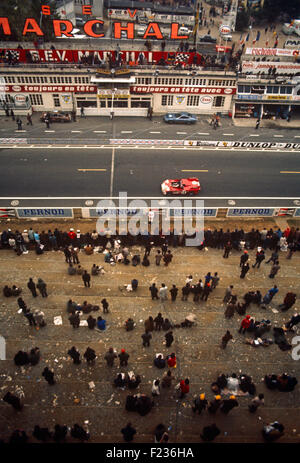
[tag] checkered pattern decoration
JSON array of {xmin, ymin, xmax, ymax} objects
[
  {"xmin": 5, "ymin": 50, "xmax": 20, "ymax": 61},
  {"xmin": 174, "ymin": 53, "xmax": 189, "ymax": 65}
]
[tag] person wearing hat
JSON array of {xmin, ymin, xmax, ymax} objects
[
  {"xmin": 239, "ymin": 315, "xmax": 251, "ymax": 334},
  {"xmin": 118, "ymin": 349, "xmax": 129, "ymax": 367},
  {"xmin": 208, "ymin": 395, "xmax": 221, "ymax": 414},
  {"xmin": 240, "ymin": 250, "xmax": 249, "ymax": 267},
  {"xmin": 68, "ymin": 228, "xmax": 76, "ymax": 241},
  {"xmin": 22, "ymin": 230, "xmax": 30, "ymax": 245},
  {"xmin": 192, "ymin": 393, "xmax": 208, "ymax": 414},
  {"xmin": 220, "ymin": 396, "xmax": 239, "ymax": 415},
  {"xmin": 201, "ymin": 282, "xmax": 211, "ymax": 301}
]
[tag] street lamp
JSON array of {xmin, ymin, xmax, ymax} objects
[{"xmin": 110, "ymin": 87, "xmax": 117, "ymax": 120}]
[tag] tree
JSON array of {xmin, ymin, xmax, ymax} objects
[{"xmin": 236, "ymin": 11, "xmax": 250, "ymax": 31}]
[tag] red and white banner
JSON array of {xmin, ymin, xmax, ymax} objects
[
  {"xmin": 130, "ymin": 86, "xmax": 236, "ymax": 94},
  {"xmin": 242, "ymin": 61, "xmax": 300, "ymax": 74},
  {"xmin": 245, "ymin": 47, "xmax": 300, "ymax": 57},
  {"xmin": 4, "ymin": 84, "xmax": 97, "ymax": 93}
]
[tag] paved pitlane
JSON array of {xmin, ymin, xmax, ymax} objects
[
  {"xmin": 1, "ymin": 146, "xmax": 300, "ymax": 198},
  {"xmin": 0, "ymin": 148, "xmax": 112, "ymax": 197}
]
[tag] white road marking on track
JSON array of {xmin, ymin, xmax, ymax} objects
[
  {"xmin": 280, "ymin": 171, "xmax": 300, "ymax": 174},
  {"xmin": 78, "ymin": 169, "xmax": 107, "ymax": 172},
  {"xmin": 274, "ymin": 135, "xmax": 283, "ymax": 137},
  {"xmin": 250, "ymin": 134, "xmax": 259, "ymax": 137},
  {"xmin": 176, "ymin": 132, "xmax": 187, "ymax": 134},
  {"xmin": 294, "ymin": 136, "xmax": 300, "ymax": 138},
  {"xmin": 93, "ymin": 130, "xmax": 107, "ymax": 133},
  {"xmin": 121, "ymin": 131, "xmax": 132, "ymax": 133},
  {"xmin": 182, "ymin": 169, "xmax": 208, "ymax": 172},
  {"xmin": 71, "ymin": 130, "xmax": 82, "ymax": 133},
  {"xmin": 198, "ymin": 132, "xmax": 209, "ymax": 135},
  {"xmin": 110, "ymin": 147, "xmax": 115, "ymax": 197},
  {"xmin": 44, "ymin": 130, "xmax": 55, "ymax": 133},
  {"xmin": 150, "ymin": 131, "xmax": 161, "ymax": 133},
  {"xmin": 223, "ymin": 133, "xmax": 234, "ymax": 136}
]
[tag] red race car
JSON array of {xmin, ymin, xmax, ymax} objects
[{"xmin": 161, "ymin": 178, "xmax": 201, "ymax": 195}]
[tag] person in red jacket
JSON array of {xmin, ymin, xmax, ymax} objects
[
  {"xmin": 167, "ymin": 353, "xmax": 177, "ymax": 368},
  {"xmin": 239, "ymin": 315, "xmax": 251, "ymax": 334},
  {"xmin": 179, "ymin": 378, "xmax": 190, "ymax": 398},
  {"xmin": 68, "ymin": 228, "xmax": 76, "ymax": 241}
]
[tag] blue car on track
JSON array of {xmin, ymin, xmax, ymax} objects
[{"xmin": 163, "ymin": 112, "xmax": 197, "ymax": 124}]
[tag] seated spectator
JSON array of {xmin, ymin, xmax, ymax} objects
[
  {"xmin": 264, "ymin": 374, "xmax": 278, "ymax": 390},
  {"xmin": 84, "ymin": 244, "xmax": 93, "ymax": 255},
  {"xmin": 87, "ymin": 315, "xmax": 96, "ymax": 329},
  {"xmin": 76, "ymin": 265, "xmax": 84, "ymax": 275},
  {"xmin": 97, "ymin": 316, "xmax": 106, "ymax": 330},
  {"xmin": 142, "ymin": 255, "xmax": 150, "ymax": 267},
  {"xmin": 136, "ymin": 394, "xmax": 154, "ymax": 416},
  {"xmin": 91, "ymin": 264, "xmax": 100, "ymax": 276},
  {"xmin": 262, "ymin": 421, "xmax": 284, "ymax": 442},
  {"xmin": 127, "ymin": 372, "xmax": 141, "ymax": 389},
  {"xmin": 154, "ymin": 354, "xmax": 166, "ymax": 369},
  {"xmin": 3, "ymin": 285, "xmax": 12, "ymax": 297},
  {"xmin": 239, "ymin": 374, "xmax": 256, "ymax": 395},
  {"xmin": 132, "ymin": 255, "xmax": 141, "ymax": 266},
  {"xmin": 34, "ymin": 310, "xmax": 46, "ymax": 328},
  {"xmin": 68, "ymin": 263, "xmax": 76, "ymax": 275},
  {"xmin": 114, "ymin": 373, "xmax": 126, "ymax": 388},
  {"xmin": 125, "ymin": 318, "xmax": 135, "ymax": 331},
  {"xmin": 277, "ymin": 373, "xmax": 297, "ymax": 392},
  {"xmin": 167, "ymin": 353, "xmax": 177, "ymax": 368},
  {"xmin": 131, "ymin": 279, "xmax": 138, "ymax": 290},
  {"xmin": 66, "ymin": 299, "xmax": 78, "ymax": 314},
  {"xmin": 14, "ymin": 350, "xmax": 30, "ymax": 366},
  {"xmin": 81, "ymin": 301, "xmax": 93, "ymax": 314},
  {"xmin": 227, "ymin": 373, "xmax": 239, "ymax": 392},
  {"xmin": 11, "ymin": 285, "xmax": 22, "ymax": 296}
]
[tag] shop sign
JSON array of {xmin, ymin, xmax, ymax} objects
[
  {"xmin": 16, "ymin": 208, "xmax": 73, "ymax": 218},
  {"xmin": 227, "ymin": 208, "xmax": 274, "ymax": 216},
  {"xmin": 130, "ymin": 86, "xmax": 236, "ymax": 95},
  {"xmin": 170, "ymin": 208, "xmax": 217, "ymax": 216}
]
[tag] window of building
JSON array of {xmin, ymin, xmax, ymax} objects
[
  {"xmin": 106, "ymin": 98, "xmax": 128, "ymax": 108},
  {"xmin": 29, "ymin": 94, "xmax": 43, "ymax": 106},
  {"xmin": 76, "ymin": 97, "xmax": 97, "ymax": 108},
  {"xmin": 161, "ymin": 95, "xmax": 173, "ymax": 106},
  {"xmin": 53, "ymin": 94, "xmax": 60, "ymax": 107},
  {"xmin": 187, "ymin": 95, "xmax": 200, "ymax": 106},
  {"xmin": 213, "ymin": 96, "xmax": 225, "ymax": 107},
  {"xmin": 131, "ymin": 97, "xmax": 151, "ymax": 108}
]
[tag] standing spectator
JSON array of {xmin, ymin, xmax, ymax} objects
[
  {"xmin": 104, "ymin": 347, "xmax": 117, "ymax": 367},
  {"xmin": 27, "ymin": 113, "xmax": 33, "ymax": 125},
  {"xmin": 240, "ymin": 251, "xmax": 249, "ymax": 267},
  {"xmin": 240, "ymin": 262, "xmax": 250, "ymax": 279},
  {"xmin": 167, "ymin": 353, "xmax": 177, "ymax": 368},
  {"xmin": 42, "ymin": 367, "xmax": 55, "ymax": 385},
  {"xmin": 221, "ymin": 330, "xmax": 233, "ymax": 349},
  {"xmin": 208, "ymin": 395, "xmax": 221, "ymax": 414},
  {"xmin": 278, "ymin": 292, "xmax": 296, "ymax": 311},
  {"xmin": 161, "ymin": 370, "xmax": 174, "ymax": 388},
  {"xmin": 201, "ymin": 283, "xmax": 211, "ymax": 301},
  {"xmin": 80, "ymin": 106, "xmax": 85, "ymax": 118},
  {"xmin": 155, "ymin": 250, "xmax": 162, "ymax": 265},
  {"xmin": 64, "ymin": 246, "xmax": 72, "ymax": 264},
  {"xmin": 145, "ymin": 316, "xmax": 154, "ymax": 332},
  {"xmin": 152, "ymin": 379, "xmax": 160, "ymax": 396},
  {"xmin": 170, "ymin": 284, "xmax": 178, "ymax": 302},
  {"xmin": 82, "ymin": 270, "xmax": 91, "ymax": 287},
  {"xmin": 71, "ymin": 247, "xmax": 80, "ymax": 264},
  {"xmin": 118, "ymin": 349, "xmax": 129, "ymax": 367},
  {"xmin": 263, "ymin": 285, "xmax": 278, "ymax": 304},
  {"xmin": 142, "ymin": 330, "xmax": 152, "ymax": 347},
  {"xmin": 10, "ymin": 109, "xmax": 15, "ymax": 120},
  {"xmin": 223, "ymin": 241, "xmax": 232, "ymax": 258},
  {"xmin": 165, "ymin": 331, "xmax": 174, "ymax": 348},
  {"xmin": 154, "ymin": 313, "xmax": 164, "ymax": 331},
  {"xmin": 71, "ymin": 423, "xmax": 90, "ymax": 441},
  {"xmin": 163, "ymin": 250, "xmax": 173, "ymax": 266},
  {"xmin": 223, "ymin": 285, "xmax": 233, "ymax": 303},
  {"xmin": 45, "ymin": 116, "xmax": 50, "ymax": 129},
  {"xmin": 23, "ymin": 307, "xmax": 37, "ymax": 327},
  {"xmin": 149, "ymin": 283, "xmax": 159, "ymax": 300},
  {"xmin": 27, "ymin": 277, "xmax": 37, "ymax": 297},
  {"xmin": 269, "ymin": 261, "xmax": 280, "ymax": 278},
  {"xmin": 182, "ymin": 283, "xmax": 190, "ymax": 301},
  {"xmin": 211, "ymin": 272, "xmax": 219, "ymax": 289},
  {"xmin": 193, "ymin": 393, "xmax": 208, "ymax": 414},
  {"xmin": 68, "ymin": 346, "xmax": 81, "ymax": 364},
  {"xmin": 265, "ymin": 250, "xmax": 278, "ymax": 264},
  {"xmin": 159, "ymin": 284, "xmax": 168, "ymax": 302},
  {"xmin": 16, "ymin": 118, "xmax": 22, "ymax": 130},
  {"xmin": 101, "ymin": 298, "xmax": 109, "ymax": 313},
  {"xmin": 252, "ymin": 249, "xmax": 265, "ymax": 268},
  {"xmin": 248, "ymin": 393, "xmax": 264, "ymax": 413},
  {"xmin": 84, "ymin": 347, "xmax": 96, "ymax": 364},
  {"xmin": 255, "ymin": 118, "xmax": 260, "ymax": 129},
  {"xmin": 36, "ymin": 278, "xmax": 47, "ymax": 297},
  {"xmin": 121, "ymin": 423, "xmax": 136, "ymax": 442},
  {"xmin": 179, "ymin": 378, "xmax": 190, "ymax": 399}
]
